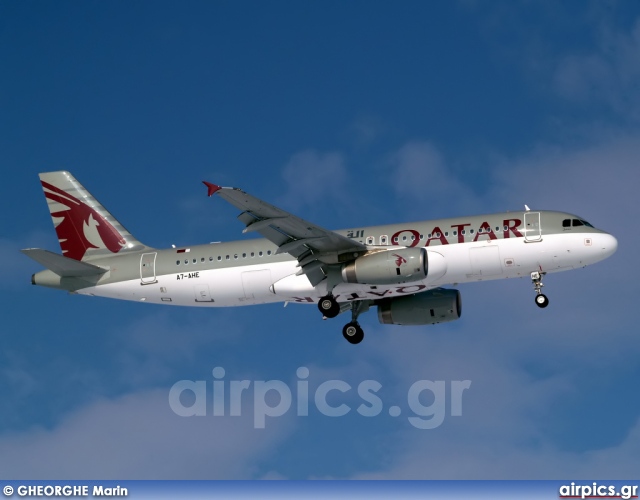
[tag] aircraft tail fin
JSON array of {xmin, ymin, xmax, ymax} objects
[{"xmin": 38, "ymin": 171, "xmax": 148, "ymax": 261}]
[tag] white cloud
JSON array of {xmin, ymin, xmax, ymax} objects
[
  {"xmin": 333, "ymin": 284, "xmax": 640, "ymax": 479},
  {"xmin": 304, "ymin": 131, "xmax": 640, "ymax": 480},
  {"xmin": 2, "ymin": 365, "xmax": 38, "ymax": 401},
  {"xmin": 0, "ymin": 388, "xmax": 296, "ymax": 479},
  {"xmin": 388, "ymin": 142, "xmax": 481, "ymax": 215},
  {"xmin": 351, "ymin": 419, "xmax": 640, "ymax": 478},
  {"xmin": 113, "ymin": 310, "xmax": 248, "ymax": 388},
  {"xmin": 349, "ymin": 115, "xmax": 386, "ymax": 147},
  {"xmin": 279, "ymin": 150, "xmax": 348, "ymax": 211},
  {"xmin": 554, "ymin": 19, "xmax": 640, "ymax": 120},
  {"xmin": 9, "ymin": 102, "xmax": 640, "ymax": 483},
  {"xmin": 490, "ymin": 132, "xmax": 639, "ymax": 235}
]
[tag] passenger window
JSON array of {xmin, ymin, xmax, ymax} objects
[
  {"xmin": 242, "ymin": 253, "xmax": 246, "ymax": 258},
  {"xmin": 393, "ymin": 236, "xmax": 399, "ymax": 243},
  {"xmin": 251, "ymin": 252, "xmax": 255, "ymax": 257},
  {"xmin": 226, "ymin": 255, "xmax": 230, "ymax": 260},
  {"xmin": 453, "ymin": 230, "xmax": 458, "ymax": 236},
  {"xmin": 366, "ymin": 236, "xmax": 374, "ymax": 245},
  {"xmin": 402, "ymin": 236, "xmax": 407, "ymax": 241},
  {"xmin": 259, "ymin": 251, "xmax": 263, "ymax": 257},
  {"xmin": 380, "ymin": 235, "xmax": 388, "ymax": 245},
  {"xmin": 209, "ymin": 256, "xmax": 213, "ymax": 261},
  {"xmin": 193, "ymin": 258, "xmax": 197, "ymax": 264},
  {"xmin": 461, "ymin": 230, "xmax": 466, "ymax": 235},
  {"xmin": 217, "ymin": 256, "xmax": 221, "ymax": 261},
  {"xmin": 470, "ymin": 229, "xmax": 474, "ymax": 234},
  {"xmin": 201, "ymin": 257, "xmax": 205, "ymax": 263},
  {"xmin": 176, "ymin": 260, "xmax": 180, "ymax": 266},
  {"xmin": 267, "ymin": 250, "xmax": 272, "ymax": 255}
]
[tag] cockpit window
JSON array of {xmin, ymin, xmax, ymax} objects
[{"xmin": 564, "ymin": 218, "xmax": 594, "ymax": 228}]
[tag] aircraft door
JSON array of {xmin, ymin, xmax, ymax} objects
[
  {"xmin": 140, "ymin": 252, "xmax": 157, "ymax": 284},
  {"xmin": 524, "ymin": 212, "xmax": 542, "ymax": 242}
]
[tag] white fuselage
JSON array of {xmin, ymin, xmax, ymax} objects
[{"xmin": 76, "ymin": 229, "xmax": 617, "ymax": 308}]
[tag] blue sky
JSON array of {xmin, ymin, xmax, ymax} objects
[{"xmin": 1, "ymin": 1, "xmax": 639, "ymax": 479}]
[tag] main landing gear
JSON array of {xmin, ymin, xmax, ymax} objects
[
  {"xmin": 317, "ymin": 295, "xmax": 367, "ymax": 344},
  {"xmin": 531, "ymin": 271, "xmax": 549, "ymax": 308},
  {"xmin": 343, "ymin": 322, "xmax": 364, "ymax": 345},
  {"xmin": 317, "ymin": 294, "xmax": 340, "ymax": 318},
  {"xmin": 342, "ymin": 301, "xmax": 368, "ymax": 345}
]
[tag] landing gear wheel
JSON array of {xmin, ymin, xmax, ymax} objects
[
  {"xmin": 342, "ymin": 322, "xmax": 364, "ymax": 344},
  {"xmin": 535, "ymin": 294, "xmax": 549, "ymax": 308},
  {"xmin": 318, "ymin": 295, "xmax": 340, "ymax": 318}
]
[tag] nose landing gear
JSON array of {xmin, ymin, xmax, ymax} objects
[{"xmin": 531, "ymin": 271, "xmax": 549, "ymax": 308}]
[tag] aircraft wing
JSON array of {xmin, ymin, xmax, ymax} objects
[{"xmin": 203, "ymin": 182, "xmax": 366, "ymax": 286}]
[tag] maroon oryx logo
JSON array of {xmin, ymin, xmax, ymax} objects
[
  {"xmin": 392, "ymin": 253, "xmax": 407, "ymax": 267},
  {"xmin": 42, "ymin": 181, "xmax": 125, "ymax": 260}
]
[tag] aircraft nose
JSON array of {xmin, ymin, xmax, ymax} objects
[{"xmin": 599, "ymin": 233, "xmax": 618, "ymax": 258}]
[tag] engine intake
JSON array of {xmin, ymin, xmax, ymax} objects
[
  {"xmin": 341, "ymin": 247, "xmax": 427, "ymax": 285},
  {"xmin": 377, "ymin": 289, "xmax": 462, "ymax": 325}
]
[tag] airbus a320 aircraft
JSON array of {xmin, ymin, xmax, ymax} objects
[{"xmin": 23, "ymin": 171, "xmax": 617, "ymax": 344}]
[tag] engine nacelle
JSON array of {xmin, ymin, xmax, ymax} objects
[
  {"xmin": 377, "ymin": 289, "xmax": 462, "ymax": 326},
  {"xmin": 341, "ymin": 247, "xmax": 427, "ymax": 285}
]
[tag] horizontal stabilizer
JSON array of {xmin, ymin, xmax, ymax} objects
[{"xmin": 21, "ymin": 248, "xmax": 108, "ymax": 277}]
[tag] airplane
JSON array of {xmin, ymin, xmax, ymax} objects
[{"xmin": 22, "ymin": 171, "xmax": 618, "ymax": 344}]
